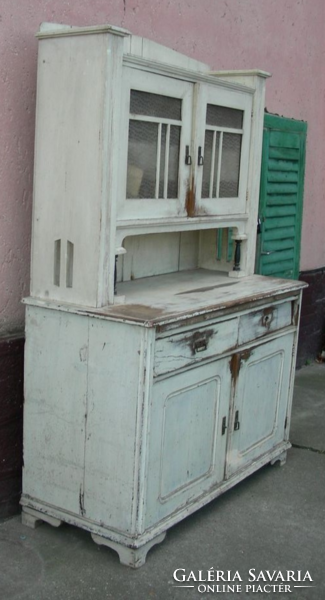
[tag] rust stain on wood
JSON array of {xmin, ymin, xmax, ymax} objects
[
  {"xmin": 230, "ymin": 349, "xmax": 252, "ymax": 388},
  {"xmin": 230, "ymin": 353, "xmax": 241, "ymax": 387},
  {"xmin": 106, "ymin": 304, "xmax": 165, "ymax": 320},
  {"xmin": 185, "ymin": 176, "xmax": 196, "ymax": 217}
]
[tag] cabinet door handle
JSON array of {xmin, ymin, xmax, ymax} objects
[
  {"xmin": 222, "ymin": 416, "xmax": 227, "ymax": 435},
  {"xmin": 185, "ymin": 145, "xmax": 192, "ymax": 165},
  {"xmin": 234, "ymin": 410, "xmax": 240, "ymax": 431},
  {"xmin": 198, "ymin": 146, "xmax": 204, "ymax": 165}
]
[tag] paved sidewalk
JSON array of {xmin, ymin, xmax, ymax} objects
[{"xmin": 1, "ymin": 364, "xmax": 324, "ymax": 600}]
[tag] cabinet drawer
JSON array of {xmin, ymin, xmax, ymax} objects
[
  {"xmin": 238, "ymin": 302, "xmax": 292, "ymax": 345},
  {"xmin": 154, "ymin": 318, "xmax": 238, "ymax": 376}
]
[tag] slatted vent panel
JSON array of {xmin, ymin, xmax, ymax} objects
[{"xmin": 257, "ymin": 116, "xmax": 306, "ymax": 279}]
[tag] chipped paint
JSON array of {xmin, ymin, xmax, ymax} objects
[
  {"xmin": 79, "ymin": 485, "xmax": 85, "ymax": 516},
  {"xmin": 79, "ymin": 345, "xmax": 88, "ymax": 362},
  {"xmin": 292, "ymin": 299, "xmax": 300, "ymax": 326}
]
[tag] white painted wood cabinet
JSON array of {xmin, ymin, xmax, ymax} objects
[{"xmin": 22, "ymin": 23, "xmax": 306, "ymax": 567}]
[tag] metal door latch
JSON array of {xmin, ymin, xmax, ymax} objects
[
  {"xmin": 234, "ymin": 410, "xmax": 240, "ymax": 431},
  {"xmin": 198, "ymin": 146, "xmax": 204, "ymax": 165},
  {"xmin": 185, "ymin": 145, "xmax": 192, "ymax": 165}
]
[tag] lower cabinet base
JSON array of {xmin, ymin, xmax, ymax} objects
[
  {"xmin": 270, "ymin": 449, "xmax": 287, "ymax": 467},
  {"xmin": 20, "ymin": 444, "xmax": 289, "ymax": 568},
  {"xmin": 91, "ymin": 532, "xmax": 166, "ymax": 568}
]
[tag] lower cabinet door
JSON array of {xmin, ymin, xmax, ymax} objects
[
  {"xmin": 226, "ymin": 332, "xmax": 294, "ymax": 478},
  {"xmin": 144, "ymin": 358, "xmax": 231, "ymax": 529}
]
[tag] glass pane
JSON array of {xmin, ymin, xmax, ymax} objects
[
  {"xmin": 219, "ymin": 133, "xmax": 242, "ymax": 197},
  {"xmin": 202, "ymin": 130, "xmax": 220, "ymax": 198},
  {"xmin": 167, "ymin": 126, "xmax": 181, "ymax": 198},
  {"xmin": 130, "ymin": 90, "xmax": 182, "ymax": 120},
  {"xmin": 206, "ymin": 104, "xmax": 243, "ymax": 129},
  {"xmin": 159, "ymin": 124, "xmax": 167, "ymax": 198},
  {"xmin": 127, "ymin": 120, "xmax": 158, "ymax": 199}
]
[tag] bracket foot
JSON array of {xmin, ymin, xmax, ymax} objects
[
  {"xmin": 21, "ymin": 507, "xmax": 62, "ymax": 529},
  {"xmin": 91, "ymin": 531, "xmax": 166, "ymax": 568}
]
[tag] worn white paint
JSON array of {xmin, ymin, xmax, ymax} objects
[
  {"xmin": 30, "ymin": 25, "xmax": 268, "ymax": 309},
  {"xmin": 154, "ymin": 316, "xmax": 239, "ymax": 376},
  {"xmin": 23, "ymin": 24, "xmax": 306, "ymax": 567},
  {"xmin": 22, "ymin": 283, "xmax": 304, "ymax": 565}
]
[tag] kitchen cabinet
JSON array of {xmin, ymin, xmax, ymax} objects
[{"xmin": 21, "ymin": 22, "xmax": 306, "ymax": 567}]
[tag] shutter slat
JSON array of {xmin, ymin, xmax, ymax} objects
[
  {"xmin": 268, "ymin": 171, "xmax": 298, "ymax": 183},
  {"xmin": 266, "ymin": 194, "xmax": 298, "ymax": 206},
  {"xmin": 269, "ymin": 131, "xmax": 300, "ymax": 148},
  {"xmin": 261, "ymin": 248, "xmax": 295, "ymax": 264},
  {"xmin": 262, "ymin": 260, "xmax": 294, "ymax": 275},
  {"xmin": 263, "ymin": 238, "xmax": 295, "ymax": 252},
  {"xmin": 268, "ymin": 158, "xmax": 299, "ymax": 172},
  {"xmin": 267, "ymin": 182, "xmax": 298, "ymax": 194},
  {"xmin": 265, "ymin": 205, "xmax": 296, "ymax": 217},
  {"xmin": 269, "ymin": 147, "xmax": 300, "ymax": 160},
  {"xmin": 264, "ymin": 226, "xmax": 295, "ymax": 241},
  {"xmin": 265, "ymin": 216, "xmax": 296, "ymax": 229}
]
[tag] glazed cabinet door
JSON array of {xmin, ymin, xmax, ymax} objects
[
  {"xmin": 226, "ymin": 332, "xmax": 294, "ymax": 478},
  {"xmin": 144, "ymin": 358, "xmax": 231, "ymax": 529},
  {"xmin": 118, "ymin": 68, "xmax": 193, "ymax": 222},
  {"xmin": 194, "ymin": 83, "xmax": 252, "ymax": 216}
]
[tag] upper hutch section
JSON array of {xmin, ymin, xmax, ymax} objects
[{"xmin": 30, "ymin": 23, "xmax": 269, "ymax": 308}]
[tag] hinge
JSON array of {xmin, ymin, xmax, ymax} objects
[
  {"xmin": 222, "ymin": 416, "xmax": 227, "ymax": 436},
  {"xmin": 284, "ymin": 416, "xmax": 288, "ymax": 430}
]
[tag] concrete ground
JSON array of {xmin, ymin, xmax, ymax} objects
[{"xmin": 1, "ymin": 363, "xmax": 324, "ymax": 600}]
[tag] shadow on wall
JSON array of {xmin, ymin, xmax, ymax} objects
[
  {"xmin": 0, "ymin": 338, "xmax": 24, "ymax": 517},
  {"xmin": 297, "ymin": 268, "xmax": 325, "ymax": 368}
]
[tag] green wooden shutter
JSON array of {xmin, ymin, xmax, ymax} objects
[{"xmin": 256, "ymin": 114, "xmax": 307, "ymax": 279}]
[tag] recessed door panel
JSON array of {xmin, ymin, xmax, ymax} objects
[
  {"xmin": 226, "ymin": 333, "xmax": 294, "ymax": 478},
  {"xmin": 144, "ymin": 359, "xmax": 231, "ymax": 529}
]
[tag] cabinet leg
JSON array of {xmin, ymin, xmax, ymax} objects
[
  {"xmin": 270, "ymin": 450, "xmax": 287, "ymax": 467},
  {"xmin": 91, "ymin": 532, "xmax": 166, "ymax": 568},
  {"xmin": 21, "ymin": 507, "xmax": 62, "ymax": 529}
]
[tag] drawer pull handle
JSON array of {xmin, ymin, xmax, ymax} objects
[{"xmin": 193, "ymin": 337, "xmax": 208, "ymax": 353}]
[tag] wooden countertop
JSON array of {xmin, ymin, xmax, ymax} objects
[{"xmin": 24, "ymin": 269, "xmax": 307, "ymax": 328}]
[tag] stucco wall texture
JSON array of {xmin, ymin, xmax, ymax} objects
[{"xmin": 1, "ymin": 0, "xmax": 324, "ymax": 335}]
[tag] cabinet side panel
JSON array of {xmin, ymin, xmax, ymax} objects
[
  {"xmin": 84, "ymin": 320, "xmax": 145, "ymax": 533},
  {"xmin": 23, "ymin": 307, "xmax": 88, "ymax": 514},
  {"xmin": 30, "ymin": 36, "xmax": 108, "ymax": 306}
]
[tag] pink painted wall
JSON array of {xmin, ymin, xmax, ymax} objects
[{"xmin": 1, "ymin": 0, "xmax": 324, "ymax": 334}]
